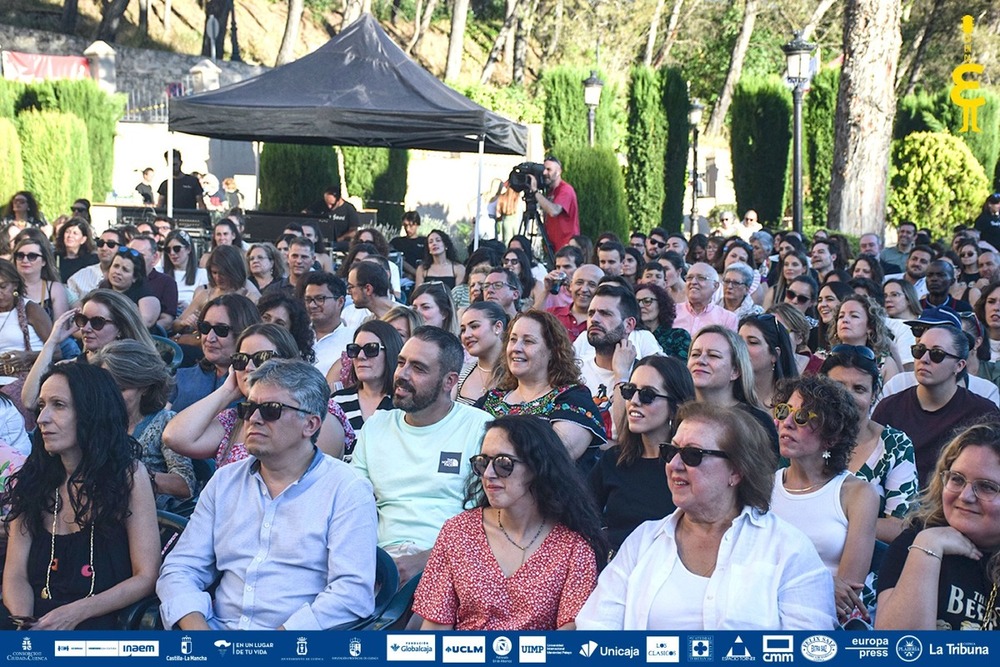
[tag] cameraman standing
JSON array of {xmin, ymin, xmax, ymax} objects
[{"xmin": 529, "ymin": 156, "xmax": 579, "ymax": 252}]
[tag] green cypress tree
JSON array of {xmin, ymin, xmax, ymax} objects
[
  {"xmin": 660, "ymin": 67, "xmax": 689, "ymax": 233},
  {"xmin": 0, "ymin": 118, "xmax": 24, "ymax": 203},
  {"xmin": 17, "ymin": 111, "xmax": 75, "ymax": 217},
  {"xmin": 625, "ymin": 66, "xmax": 666, "ymax": 234},
  {"xmin": 804, "ymin": 67, "xmax": 839, "ymax": 228},
  {"xmin": 259, "ymin": 143, "xmax": 339, "ymax": 212},
  {"xmin": 342, "ymin": 147, "xmax": 409, "ymax": 227},
  {"xmin": 554, "ymin": 143, "xmax": 628, "ymax": 242}
]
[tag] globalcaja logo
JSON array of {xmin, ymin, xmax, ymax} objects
[
  {"xmin": 518, "ymin": 637, "xmax": 546, "ymax": 664},
  {"xmin": 761, "ymin": 636, "xmax": 794, "ymax": 663},
  {"xmin": 580, "ymin": 641, "xmax": 598, "ymax": 658},
  {"xmin": 689, "ymin": 636, "xmax": 714, "ymax": 662},
  {"xmin": 646, "ymin": 637, "xmax": 680, "ymax": 663},
  {"xmin": 723, "ymin": 636, "xmax": 755, "ymax": 662},
  {"xmin": 492, "ymin": 636, "xmax": 513, "ymax": 658},
  {"xmin": 895, "ymin": 636, "xmax": 922, "ymax": 663},
  {"xmin": 349, "ymin": 638, "xmax": 362, "ymax": 658},
  {"xmin": 799, "ymin": 636, "xmax": 837, "ymax": 663},
  {"xmin": 442, "ymin": 636, "xmax": 486, "ymax": 664},
  {"xmin": 387, "ymin": 635, "xmax": 436, "ymax": 662}
]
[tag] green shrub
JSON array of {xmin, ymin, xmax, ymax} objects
[
  {"xmin": 804, "ymin": 67, "xmax": 839, "ymax": 228},
  {"xmin": 541, "ymin": 67, "xmax": 614, "ymax": 151},
  {"xmin": 730, "ymin": 75, "xmax": 792, "ymax": 226},
  {"xmin": 0, "ymin": 118, "xmax": 24, "ymax": 203},
  {"xmin": 554, "ymin": 143, "xmax": 628, "ymax": 243},
  {"xmin": 458, "ymin": 83, "xmax": 544, "ymax": 125},
  {"xmin": 0, "ymin": 80, "xmax": 25, "ymax": 119},
  {"xmin": 259, "ymin": 143, "xmax": 340, "ymax": 212},
  {"xmin": 65, "ymin": 114, "xmax": 92, "ymax": 206},
  {"xmin": 888, "ymin": 131, "xmax": 989, "ymax": 239},
  {"xmin": 342, "ymin": 147, "xmax": 409, "ymax": 227},
  {"xmin": 625, "ymin": 66, "xmax": 666, "ymax": 234},
  {"xmin": 660, "ymin": 67, "xmax": 689, "ymax": 233},
  {"xmin": 17, "ymin": 111, "xmax": 77, "ymax": 217}
]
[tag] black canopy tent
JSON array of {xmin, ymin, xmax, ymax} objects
[{"xmin": 168, "ymin": 14, "xmax": 527, "ymax": 156}]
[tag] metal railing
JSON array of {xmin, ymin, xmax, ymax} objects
[{"xmin": 121, "ymin": 74, "xmax": 195, "ymax": 123}]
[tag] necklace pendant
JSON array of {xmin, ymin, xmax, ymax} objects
[{"xmin": 40, "ymin": 588, "xmax": 49, "ymax": 600}]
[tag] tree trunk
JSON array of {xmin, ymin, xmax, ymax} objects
[
  {"xmin": 61, "ymin": 0, "xmax": 79, "ymax": 34},
  {"xmin": 504, "ymin": 0, "xmax": 516, "ymax": 64},
  {"xmin": 480, "ymin": 0, "xmax": 523, "ymax": 84},
  {"xmin": 164, "ymin": 0, "xmax": 172, "ymax": 36},
  {"xmin": 513, "ymin": 0, "xmax": 538, "ymax": 85},
  {"xmin": 410, "ymin": 0, "xmax": 439, "ymax": 53},
  {"xmin": 544, "ymin": 0, "xmax": 562, "ymax": 59},
  {"xmin": 643, "ymin": 0, "xmax": 666, "ymax": 67},
  {"xmin": 653, "ymin": 0, "xmax": 689, "ymax": 68},
  {"xmin": 705, "ymin": 0, "xmax": 758, "ymax": 137},
  {"xmin": 275, "ymin": 0, "xmax": 304, "ymax": 66},
  {"xmin": 445, "ymin": 0, "xmax": 471, "ymax": 82},
  {"xmin": 391, "ymin": 0, "xmax": 402, "ymax": 25},
  {"xmin": 201, "ymin": 0, "xmax": 232, "ymax": 59},
  {"xmin": 801, "ymin": 0, "xmax": 837, "ymax": 41},
  {"xmin": 343, "ymin": 0, "xmax": 366, "ymax": 25},
  {"xmin": 138, "ymin": 0, "xmax": 149, "ymax": 35},
  {"xmin": 899, "ymin": 0, "xmax": 943, "ymax": 95},
  {"xmin": 827, "ymin": 0, "xmax": 901, "ymax": 235},
  {"xmin": 405, "ymin": 0, "xmax": 423, "ymax": 53},
  {"xmin": 97, "ymin": 0, "xmax": 131, "ymax": 41}
]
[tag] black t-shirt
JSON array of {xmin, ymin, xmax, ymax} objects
[
  {"xmin": 157, "ymin": 173, "xmax": 204, "ymax": 210},
  {"xmin": 975, "ymin": 212, "xmax": 1000, "ymax": 250},
  {"xmin": 878, "ymin": 527, "xmax": 994, "ymax": 630},
  {"xmin": 390, "ymin": 235, "xmax": 426, "ymax": 270},
  {"xmin": 589, "ymin": 446, "xmax": 675, "ymax": 551},
  {"xmin": 306, "ymin": 200, "xmax": 360, "ymax": 243},
  {"xmin": 135, "ymin": 182, "xmax": 154, "ymax": 204}
]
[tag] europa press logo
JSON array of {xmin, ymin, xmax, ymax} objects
[{"xmin": 896, "ymin": 636, "xmax": 923, "ymax": 663}]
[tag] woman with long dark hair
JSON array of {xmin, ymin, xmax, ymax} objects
[
  {"xmin": 162, "ymin": 230, "xmax": 207, "ymax": 315},
  {"xmin": 415, "ymin": 230, "xmax": 465, "ymax": 289},
  {"xmin": 1, "ymin": 191, "xmax": 47, "ymax": 231},
  {"xmin": 0, "ymin": 364, "xmax": 159, "ymax": 629},
  {"xmin": 456, "ymin": 301, "xmax": 509, "ymax": 405},
  {"xmin": 739, "ymin": 312, "xmax": 799, "ymax": 409},
  {"xmin": 256, "ymin": 291, "xmax": 315, "ymax": 362},
  {"xmin": 54, "ymin": 218, "xmax": 98, "ymax": 284},
  {"xmin": 99, "ymin": 247, "xmax": 159, "ymax": 328},
  {"xmin": 331, "ymin": 320, "xmax": 402, "ymax": 443},
  {"xmin": 415, "ymin": 415, "xmax": 606, "ymax": 630}
]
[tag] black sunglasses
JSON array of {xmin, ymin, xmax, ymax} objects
[
  {"xmin": 159, "ymin": 243, "xmax": 186, "ymax": 254},
  {"xmin": 14, "ymin": 252, "xmax": 41, "ymax": 262},
  {"xmin": 198, "ymin": 321, "xmax": 232, "ymax": 338},
  {"xmin": 784, "ymin": 289, "xmax": 811, "ymax": 305},
  {"xmin": 70, "ymin": 206, "xmax": 87, "ymax": 213},
  {"xmin": 95, "ymin": 239, "xmax": 119, "ymax": 249},
  {"xmin": 911, "ymin": 343, "xmax": 963, "ymax": 364},
  {"xmin": 230, "ymin": 350, "xmax": 279, "ymax": 371},
  {"xmin": 346, "ymin": 342, "xmax": 384, "ymax": 359},
  {"xmin": 470, "ymin": 453, "xmax": 522, "ymax": 478},
  {"xmin": 831, "ymin": 344, "xmax": 876, "ymax": 361},
  {"xmin": 73, "ymin": 314, "xmax": 113, "ymax": 331},
  {"xmin": 236, "ymin": 400, "xmax": 312, "ymax": 422},
  {"xmin": 658, "ymin": 443, "xmax": 730, "ymax": 466},
  {"xmin": 648, "ymin": 239, "xmax": 667, "ymax": 248},
  {"xmin": 619, "ymin": 382, "xmax": 672, "ymax": 405}
]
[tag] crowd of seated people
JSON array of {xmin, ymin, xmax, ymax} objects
[{"xmin": 1, "ymin": 189, "xmax": 1000, "ymax": 631}]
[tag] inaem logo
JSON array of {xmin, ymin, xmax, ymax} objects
[
  {"xmin": 214, "ymin": 639, "xmax": 232, "ymax": 657},
  {"xmin": 580, "ymin": 641, "xmax": 599, "ymax": 658}
]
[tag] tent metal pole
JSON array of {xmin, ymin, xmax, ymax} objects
[
  {"xmin": 166, "ymin": 132, "xmax": 174, "ymax": 219},
  {"xmin": 474, "ymin": 135, "xmax": 484, "ymax": 251},
  {"xmin": 253, "ymin": 141, "xmax": 261, "ymax": 209}
]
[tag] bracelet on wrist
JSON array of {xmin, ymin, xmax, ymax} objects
[{"xmin": 907, "ymin": 544, "xmax": 942, "ymax": 560}]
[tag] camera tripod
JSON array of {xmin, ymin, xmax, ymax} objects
[{"xmin": 517, "ymin": 191, "xmax": 556, "ymax": 269}]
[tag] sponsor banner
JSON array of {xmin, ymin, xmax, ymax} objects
[
  {"xmin": 1, "ymin": 51, "xmax": 89, "ymax": 83},
  {"xmin": 0, "ymin": 631, "xmax": 994, "ymax": 665}
]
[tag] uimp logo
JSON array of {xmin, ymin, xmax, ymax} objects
[
  {"xmin": 579, "ymin": 641, "xmax": 598, "ymax": 658},
  {"xmin": 646, "ymin": 637, "xmax": 680, "ymax": 663},
  {"xmin": 492, "ymin": 637, "xmax": 512, "ymax": 657},
  {"xmin": 386, "ymin": 635, "xmax": 436, "ymax": 662},
  {"xmin": 518, "ymin": 637, "xmax": 546, "ymax": 664},
  {"xmin": 442, "ymin": 636, "xmax": 486, "ymax": 664},
  {"xmin": 800, "ymin": 636, "xmax": 836, "ymax": 663},
  {"xmin": 895, "ymin": 636, "xmax": 922, "ymax": 663}
]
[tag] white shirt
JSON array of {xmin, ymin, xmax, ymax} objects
[
  {"xmin": 66, "ymin": 264, "xmax": 105, "ymax": 305},
  {"xmin": 313, "ymin": 321, "xmax": 356, "ymax": 376},
  {"xmin": 573, "ymin": 329, "xmax": 663, "ymax": 361},
  {"xmin": 875, "ymin": 371, "xmax": 1000, "ymax": 408},
  {"xmin": 884, "ymin": 317, "xmax": 916, "ymax": 367},
  {"xmin": 575, "ymin": 507, "xmax": 836, "ymax": 630}
]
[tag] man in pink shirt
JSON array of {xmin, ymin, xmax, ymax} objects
[
  {"xmin": 673, "ymin": 262, "xmax": 738, "ymax": 336},
  {"xmin": 530, "ymin": 156, "xmax": 579, "ymax": 251}
]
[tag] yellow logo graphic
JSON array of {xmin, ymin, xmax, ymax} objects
[{"xmin": 950, "ymin": 15, "xmax": 984, "ymax": 133}]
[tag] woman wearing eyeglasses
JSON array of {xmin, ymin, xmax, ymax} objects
[
  {"xmin": 98, "ymin": 247, "xmax": 159, "ymax": 329},
  {"xmin": 578, "ymin": 401, "xmax": 834, "ymax": 629},
  {"xmin": 456, "ymin": 302, "xmax": 509, "ymax": 406},
  {"xmin": 770, "ymin": 375, "xmax": 879, "ymax": 626},
  {"xmin": 415, "ymin": 415, "xmax": 606, "ymax": 630},
  {"xmin": 634, "ymin": 283, "xmax": 690, "ymax": 360},
  {"xmin": 167, "ymin": 294, "xmax": 260, "ymax": 414},
  {"xmin": 54, "ymin": 218, "xmax": 98, "ymax": 284},
  {"xmin": 829, "ymin": 294, "xmax": 900, "ymax": 383},
  {"xmin": 246, "ymin": 243, "xmax": 288, "ymax": 297},
  {"xmin": 739, "ymin": 313, "xmax": 798, "ymax": 410},
  {"xmin": 13, "ymin": 237, "xmax": 68, "ymax": 326},
  {"xmin": 162, "ymin": 230, "xmax": 207, "ymax": 315},
  {"xmin": 331, "ymin": 321, "xmax": 401, "ymax": 449},
  {"xmin": 165, "ymin": 323, "xmax": 351, "ymax": 466},
  {"xmin": 763, "ymin": 250, "xmax": 809, "ymax": 311},
  {"xmin": 876, "ymin": 422, "xmax": 1000, "ymax": 630},
  {"xmin": 872, "ymin": 324, "xmax": 1000, "ymax": 487},
  {"xmin": 589, "ymin": 356, "xmax": 695, "ymax": 552}
]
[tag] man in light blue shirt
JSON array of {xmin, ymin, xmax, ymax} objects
[
  {"xmin": 157, "ymin": 360, "xmax": 377, "ymax": 630},
  {"xmin": 352, "ymin": 326, "xmax": 491, "ymax": 584}
]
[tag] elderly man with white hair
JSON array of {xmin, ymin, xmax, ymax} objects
[{"xmin": 673, "ymin": 262, "xmax": 739, "ymax": 337}]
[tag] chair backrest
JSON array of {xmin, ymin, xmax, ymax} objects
[
  {"xmin": 367, "ymin": 569, "xmax": 423, "ymax": 631},
  {"xmin": 157, "ymin": 509, "xmax": 189, "ymax": 558},
  {"xmin": 151, "ymin": 335, "xmax": 183, "ymax": 373},
  {"xmin": 374, "ymin": 547, "xmax": 400, "ymax": 618}
]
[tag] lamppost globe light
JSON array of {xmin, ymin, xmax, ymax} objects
[
  {"xmin": 782, "ymin": 32, "xmax": 816, "ymax": 83},
  {"xmin": 688, "ymin": 97, "xmax": 703, "ymax": 226},
  {"xmin": 583, "ymin": 70, "xmax": 604, "ymax": 147},
  {"xmin": 688, "ymin": 99, "xmax": 704, "ymax": 128}
]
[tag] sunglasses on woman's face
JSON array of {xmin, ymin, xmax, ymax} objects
[
  {"xmin": 773, "ymin": 403, "xmax": 817, "ymax": 426},
  {"xmin": 73, "ymin": 314, "xmax": 113, "ymax": 331},
  {"xmin": 619, "ymin": 382, "xmax": 671, "ymax": 405},
  {"xmin": 911, "ymin": 343, "xmax": 963, "ymax": 364},
  {"xmin": 784, "ymin": 289, "xmax": 811, "ymax": 305},
  {"xmin": 14, "ymin": 252, "xmax": 41, "ymax": 262},
  {"xmin": 345, "ymin": 342, "xmax": 384, "ymax": 359},
  {"xmin": 658, "ymin": 443, "xmax": 730, "ymax": 466},
  {"xmin": 469, "ymin": 453, "xmax": 522, "ymax": 478},
  {"xmin": 230, "ymin": 350, "xmax": 279, "ymax": 371},
  {"xmin": 198, "ymin": 321, "xmax": 232, "ymax": 338}
]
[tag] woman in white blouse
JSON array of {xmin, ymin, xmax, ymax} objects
[{"xmin": 576, "ymin": 401, "xmax": 836, "ymax": 630}]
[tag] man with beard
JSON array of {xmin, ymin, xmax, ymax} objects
[
  {"xmin": 578, "ymin": 284, "xmax": 639, "ymax": 438},
  {"xmin": 351, "ymin": 326, "xmax": 492, "ymax": 584}
]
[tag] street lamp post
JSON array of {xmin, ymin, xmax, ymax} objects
[
  {"xmin": 583, "ymin": 71, "xmax": 604, "ymax": 148},
  {"xmin": 688, "ymin": 99, "xmax": 704, "ymax": 226},
  {"xmin": 782, "ymin": 32, "xmax": 815, "ymax": 235}
]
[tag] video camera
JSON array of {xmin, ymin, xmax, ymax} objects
[{"xmin": 508, "ymin": 162, "xmax": 548, "ymax": 194}]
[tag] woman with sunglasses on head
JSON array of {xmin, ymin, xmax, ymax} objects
[
  {"xmin": 770, "ymin": 375, "xmax": 880, "ymax": 626},
  {"xmin": 0, "ymin": 363, "xmax": 160, "ymax": 630},
  {"xmin": 168, "ymin": 294, "xmax": 260, "ymax": 414},
  {"xmin": 91, "ymin": 340, "xmax": 195, "ymax": 511},
  {"xmin": 410, "ymin": 281, "xmax": 460, "ymax": 336},
  {"xmin": 165, "ymin": 323, "xmax": 351, "ymax": 466},
  {"xmin": 829, "ymin": 294, "xmax": 901, "ymax": 383},
  {"xmin": 456, "ymin": 302, "xmax": 509, "ymax": 405},
  {"xmin": 589, "ymin": 356, "xmax": 695, "ymax": 552},
  {"xmin": 54, "ymin": 218, "xmax": 98, "ymax": 285},
  {"xmin": 415, "ymin": 230, "xmax": 465, "ymax": 290},
  {"xmin": 0, "ymin": 259, "xmax": 51, "ymax": 427},
  {"xmin": 763, "ymin": 250, "xmax": 810, "ymax": 311},
  {"xmin": 331, "ymin": 321, "xmax": 401, "ymax": 448},
  {"xmin": 578, "ymin": 401, "xmax": 834, "ymax": 629},
  {"xmin": 98, "ymin": 247, "xmax": 159, "ymax": 329},
  {"xmin": 634, "ymin": 282, "xmax": 690, "ymax": 359},
  {"xmin": 739, "ymin": 313, "xmax": 798, "ymax": 410},
  {"xmin": 415, "ymin": 415, "xmax": 606, "ymax": 630},
  {"xmin": 13, "ymin": 237, "xmax": 68, "ymax": 326},
  {"xmin": 161, "ymin": 230, "xmax": 208, "ymax": 315},
  {"xmin": 821, "ymin": 347, "xmax": 917, "ymax": 546},
  {"xmin": 876, "ymin": 421, "xmax": 1000, "ymax": 630},
  {"xmin": 478, "ymin": 311, "xmax": 606, "ymax": 472}
]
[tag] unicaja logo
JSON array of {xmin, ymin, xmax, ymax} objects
[{"xmin": 580, "ymin": 641, "xmax": 598, "ymax": 658}]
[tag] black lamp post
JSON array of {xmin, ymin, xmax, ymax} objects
[
  {"xmin": 688, "ymin": 99, "xmax": 704, "ymax": 225},
  {"xmin": 782, "ymin": 32, "xmax": 815, "ymax": 235},
  {"xmin": 583, "ymin": 71, "xmax": 604, "ymax": 148}
]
